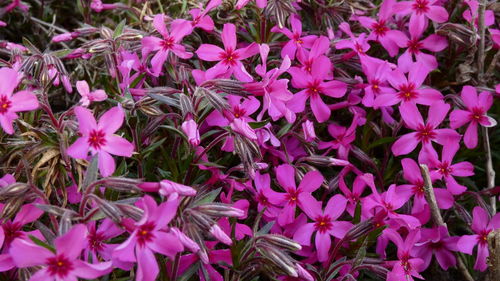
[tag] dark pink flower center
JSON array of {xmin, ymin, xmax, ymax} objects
[
  {"xmin": 371, "ymin": 80, "xmax": 381, "ymax": 93},
  {"xmin": 470, "ymin": 107, "xmax": 485, "ymax": 121},
  {"xmin": 46, "ymin": 255, "xmax": 74, "ymax": 278},
  {"xmin": 429, "ymin": 240, "xmax": 444, "ymax": 250},
  {"xmin": 160, "ymin": 37, "xmax": 175, "ymax": 50},
  {"xmin": 137, "ymin": 222, "xmax": 156, "ymax": 246},
  {"xmin": 407, "ymin": 39, "xmax": 423, "ymax": 54},
  {"xmin": 416, "ymin": 124, "xmax": 436, "ymax": 142},
  {"xmin": 478, "ymin": 230, "xmax": 490, "ymax": 245},
  {"xmin": 314, "ymin": 216, "xmax": 333, "ymax": 233},
  {"xmin": 400, "ymin": 254, "xmax": 413, "ymax": 274},
  {"xmin": 2, "ymin": 221, "xmax": 22, "ymax": 245},
  {"xmin": 372, "ymin": 21, "xmax": 388, "ymax": 36},
  {"xmin": 398, "ymin": 83, "xmax": 418, "ymax": 101},
  {"xmin": 383, "ymin": 201, "xmax": 394, "ymax": 211},
  {"xmin": 88, "ymin": 231, "xmax": 106, "ymax": 252},
  {"xmin": 412, "ymin": 181, "xmax": 425, "ymax": 195},
  {"xmin": 307, "ymin": 81, "xmax": 322, "ymax": 96},
  {"xmin": 221, "ymin": 48, "xmax": 240, "ymax": 66},
  {"xmin": 0, "ymin": 95, "xmax": 12, "ymax": 114},
  {"xmin": 257, "ymin": 191, "xmax": 270, "ymax": 206},
  {"xmin": 88, "ymin": 130, "xmax": 107, "ymax": 149},
  {"xmin": 412, "ymin": 0, "xmax": 429, "ymax": 14},
  {"xmin": 437, "ymin": 162, "xmax": 452, "ymax": 177},
  {"xmin": 354, "ymin": 43, "xmax": 365, "ymax": 54},
  {"xmin": 293, "ymin": 34, "xmax": 303, "ymax": 44},
  {"xmin": 285, "ymin": 188, "xmax": 299, "ymax": 204},
  {"xmin": 233, "ymin": 106, "xmax": 246, "ymax": 119}
]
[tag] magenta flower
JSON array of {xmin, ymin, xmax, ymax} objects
[
  {"xmin": 395, "ymin": 33, "xmax": 448, "ymax": 73},
  {"xmin": 189, "ymin": 0, "xmax": 220, "ymax": 31},
  {"xmin": 67, "ymin": 106, "xmax": 134, "ymax": 177},
  {"xmin": 85, "ymin": 219, "xmax": 124, "ymax": 262},
  {"xmin": 113, "ymin": 195, "xmax": 184, "ymax": 281},
  {"xmin": 391, "ymin": 101, "xmax": 459, "ymax": 158},
  {"xmin": 76, "ymin": 80, "xmax": 107, "ymax": 107},
  {"xmin": 235, "ymin": 0, "xmax": 267, "ymax": 9},
  {"xmin": 356, "ymin": 0, "xmax": 406, "ymax": 56},
  {"xmin": 0, "ymin": 67, "xmax": 39, "ymax": 134},
  {"xmin": 139, "ymin": 179, "xmax": 196, "ymax": 197},
  {"xmin": 317, "ymin": 115, "xmax": 359, "ymax": 159},
  {"xmin": 421, "ymin": 141, "xmax": 474, "ymax": 195},
  {"xmin": 393, "ymin": 0, "xmax": 448, "ymax": 37},
  {"xmin": 384, "ymin": 228, "xmax": 424, "ymax": 281},
  {"xmin": 399, "ymin": 158, "xmax": 454, "ymax": 223},
  {"xmin": 359, "ymin": 56, "xmax": 395, "ymax": 107},
  {"xmin": 195, "ymin": 23, "xmax": 259, "ymax": 82},
  {"xmin": 141, "ymin": 14, "xmax": 193, "ymax": 75},
  {"xmin": 336, "ymin": 22, "xmax": 371, "ymax": 56},
  {"xmin": 449, "ymin": 86, "xmax": 497, "ymax": 149},
  {"xmin": 252, "ymin": 172, "xmax": 284, "ymax": 219},
  {"xmin": 295, "ymin": 36, "xmax": 331, "ymax": 76},
  {"xmin": 287, "ymin": 55, "xmax": 347, "ymax": 122},
  {"xmin": 271, "ymin": 15, "xmax": 317, "ymax": 60},
  {"xmin": 10, "ymin": 224, "xmax": 112, "ymax": 280},
  {"xmin": 373, "ymin": 62, "xmax": 443, "ymax": 107},
  {"xmin": 411, "ymin": 226, "xmax": 459, "ymax": 270},
  {"xmin": 181, "ymin": 117, "xmax": 201, "ymax": 147},
  {"xmin": 293, "ymin": 194, "xmax": 352, "ymax": 262},
  {"xmin": 272, "ymin": 164, "xmax": 324, "ymax": 226},
  {"xmin": 458, "ymin": 206, "xmax": 500, "ymax": 271}
]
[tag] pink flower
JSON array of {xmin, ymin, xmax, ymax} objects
[
  {"xmin": 384, "ymin": 228, "xmax": 424, "ymax": 281},
  {"xmin": 0, "ymin": 67, "xmax": 39, "ymax": 134},
  {"xmin": 141, "ymin": 14, "xmax": 193, "ymax": 75},
  {"xmin": 287, "ymin": 52, "xmax": 347, "ymax": 122},
  {"xmin": 449, "ymin": 86, "xmax": 497, "ymax": 149},
  {"xmin": 302, "ymin": 120, "xmax": 316, "ymax": 142},
  {"xmin": 113, "ymin": 195, "xmax": 184, "ymax": 281},
  {"xmin": 395, "ymin": 33, "xmax": 448, "ymax": 73},
  {"xmin": 195, "ymin": 23, "xmax": 259, "ymax": 82},
  {"xmin": 421, "ymin": 141, "xmax": 474, "ymax": 195},
  {"xmin": 393, "ymin": 0, "xmax": 448, "ymax": 37},
  {"xmin": 373, "ymin": 62, "xmax": 443, "ymax": 107},
  {"xmin": 189, "ymin": 0, "xmax": 220, "ymax": 31},
  {"xmin": 293, "ymin": 194, "xmax": 352, "ymax": 262},
  {"xmin": 84, "ymin": 219, "xmax": 124, "ymax": 262},
  {"xmin": 458, "ymin": 206, "xmax": 500, "ymax": 271},
  {"xmin": 399, "ymin": 158, "xmax": 454, "ymax": 223},
  {"xmin": 272, "ymin": 164, "xmax": 324, "ymax": 226},
  {"xmin": 138, "ymin": 179, "xmax": 196, "ymax": 197},
  {"xmin": 10, "ymin": 224, "xmax": 112, "ymax": 280},
  {"xmin": 252, "ymin": 172, "xmax": 284, "ymax": 219},
  {"xmin": 235, "ymin": 0, "xmax": 267, "ymax": 9},
  {"xmin": 67, "ymin": 106, "xmax": 134, "ymax": 177},
  {"xmin": 336, "ymin": 22, "xmax": 371, "ymax": 57},
  {"xmin": 355, "ymin": 0, "xmax": 406, "ymax": 56},
  {"xmin": 317, "ymin": 115, "xmax": 360, "ymax": 159},
  {"xmin": 76, "ymin": 80, "xmax": 107, "ymax": 107},
  {"xmin": 411, "ymin": 226, "xmax": 459, "ymax": 270},
  {"xmin": 359, "ymin": 56, "xmax": 395, "ymax": 107},
  {"xmin": 271, "ymin": 15, "xmax": 317, "ymax": 60},
  {"xmin": 391, "ymin": 101, "xmax": 459, "ymax": 159},
  {"xmin": 181, "ymin": 118, "xmax": 201, "ymax": 146}
]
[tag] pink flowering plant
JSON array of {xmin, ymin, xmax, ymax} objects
[{"xmin": 0, "ymin": 0, "xmax": 498, "ymax": 280}]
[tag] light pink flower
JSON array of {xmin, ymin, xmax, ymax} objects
[{"xmin": 76, "ymin": 80, "xmax": 107, "ymax": 107}]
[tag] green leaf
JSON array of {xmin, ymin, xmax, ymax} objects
[
  {"xmin": 192, "ymin": 187, "xmax": 221, "ymax": 206},
  {"xmin": 113, "ymin": 19, "xmax": 126, "ymax": 39},
  {"xmin": 22, "ymin": 37, "xmax": 41, "ymax": 55},
  {"xmin": 82, "ymin": 155, "xmax": 99, "ymax": 192},
  {"xmin": 149, "ymin": 93, "xmax": 180, "ymax": 108},
  {"xmin": 256, "ymin": 221, "xmax": 274, "ymax": 236},
  {"xmin": 367, "ymin": 137, "xmax": 395, "ymax": 150},
  {"xmin": 249, "ymin": 119, "xmax": 270, "ymax": 129},
  {"xmin": 276, "ymin": 122, "xmax": 293, "ymax": 138},
  {"xmin": 353, "ymin": 202, "xmax": 362, "ymax": 224},
  {"xmin": 29, "ymin": 235, "xmax": 56, "ymax": 253}
]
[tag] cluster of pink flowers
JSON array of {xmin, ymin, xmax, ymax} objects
[{"xmin": 0, "ymin": 0, "xmax": 498, "ymax": 280}]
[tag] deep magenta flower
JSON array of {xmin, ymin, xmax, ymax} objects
[
  {"xmin": 252, "ymin": 172, "xmax": 285, "ymax": 219},
  {"xmin": 288, "ymin": 55, "xmax": 347, "ymax": 122},
  {"xmin": 395, "ymin": 33, "xmax": 448, "ymax": 73},
  {"xmin": 421, "ymin": 141, "xmax": 474, "ymax": 195},
  {"xmin": 336, "ymin": 22, "xmax": 371, "ymax": 57},
  {"xmin": 411, "ymin": 226, "xmax": 459, "ymax": 270},
  {"xmin": 84, "ymin": 219, "xmax": 124, "ymax": 262},
  {"xmin": 393, "ymin": 0, "xmax": 448, "ymax": 37},
  {"xmin": 359, "ymin": 56, "xmax": 395, "ymax": 107},
  {"xmin": 189, "ymin": 0, "xmax": 220, "ymax": 31},
  {"xmin": 449, "ymin": 86, "xmax": 497, "ymax": 149},
  {"xmin": 271, "ymin": 15, "xmax": 317, "ymax": 60},
  {"xmin": 399, "ymin": 158, "xmax": 454, "ymax": 223},
  {"xmin": 67, "ymin": 106, "xmax": 134, "ymax": 177},
  {"xmin": 10, "ymin": 224, "xmax": 112, "ymax": 280},
  {"xmin": 293, "ymin": 194, "xmax": 352, "ymax": 262},
  {"xmin": 317, "ymin": 115, "xmax": 360, "ymax": 159},
  {"xmin": 458, "ymin": 206, "xmax": 500, "ymax": 271},
  {"xmin": 356, "ymin": 0, "xmax": 406, "ymax": 56},
  {"xmin": 391, "ymin": 101, "xmax": 459, "ymax": 158},
  {"xmin": 141, "ymin": 14, "xmax": 193, "ymax": 75},
  {"xmin": 195, "ymin": 23, "xmax": 259, "ymax": 82},
  {"xmin": 385, "ymin": 229, "xmax": 424, "ymax": 281},
  {"xmin": 0, "ymin": 67, "xmax": 39, "ymax": 134},
  {"xmin": 373, "ymin": 62, "xmax": 443, "ymax": 107},
  {"xmin": 235, "ymin": 0, "xmax": 267, "ymax": 9},
  {"xmin": 113, "ymin": 195, "xmax": 184, "ymax": 281},
  {"xmin": 272, "ymin": 164, "xmax": 324, "ymax": 226},
  {"xmin": 76, "ymin": 80, "xmax": 107, "ymax": 107}
]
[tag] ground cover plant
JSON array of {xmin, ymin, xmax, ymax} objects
[{"xmin": 0, "ymin": 0, "xmax": 499, "ymax": 280}]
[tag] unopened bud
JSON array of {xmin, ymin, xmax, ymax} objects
[
  {"xmin": 257, "ymin": 234, "xmax": 301, "ymax": 251},
  {"xmin": 196, "ymin": 203, "xmax": 245, "ymax": 218},
  {"xmin": 0, "ymin": 183, "xmax": 29, "ymax": 198},
  {"xmin": 209, "ymin": 224, "xmax": 232, "ymax": 245}
]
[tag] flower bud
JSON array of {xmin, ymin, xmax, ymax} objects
[
  {"xmin": 209, "ymin": 224, "xmax": 232, "ymax": 245},
  {"xmin": 302, "ymin": 120, "xmax": 316, "ymax": 142},
  {"xmin": 181, "ymin": 119, "xmax": 201, "ymax": 147},
  {"xmin": 258, "ymin": 234, "xmax": 301, "ymax": 251},
  {"xmin": 196, "ymin": 203, "xmax": 245, "ymax": 218}
]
